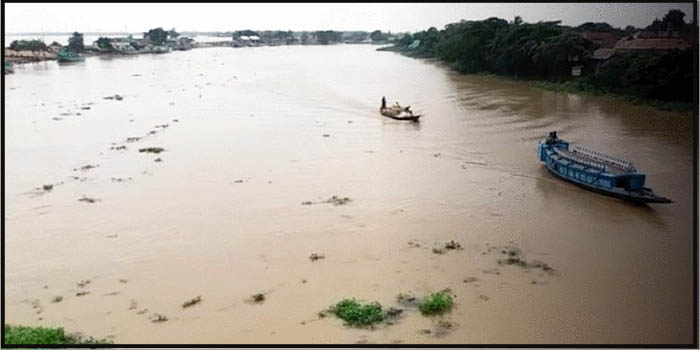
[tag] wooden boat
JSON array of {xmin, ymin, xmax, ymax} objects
[
  {"xmin": 379, "ymin": 100, "xmax": 421, "ymax": 122},
  {"xmin": 537, "ymin": 131, "xmax": 671, "ymax": 203},
  {"xmin": 57, "ymin": 49, "xmax": 85, "ymax": 62}
]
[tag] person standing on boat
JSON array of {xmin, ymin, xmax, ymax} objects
[{"xmin": 381, "ymin": 96, "xmax": 386, "ymax": 109}]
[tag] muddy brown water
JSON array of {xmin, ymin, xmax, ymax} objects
[{"xmin": 4, "ymin": 45, "xmax": 694, "ymax": 344}]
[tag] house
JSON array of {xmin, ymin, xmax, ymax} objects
[
  {"xmin": 248, "ymin": 35, "xmax": 261, "ymax": 45},
  {"xmin": 582, "ymin": 31, "xmax": 621, "ymax": 48},
  {"xmin": 613, "ymin": 37, "xmax": 691, "ymax": 53},
  {"xmin": 111, "ymin": 41, "xmax": 136, "ymax": 53}
]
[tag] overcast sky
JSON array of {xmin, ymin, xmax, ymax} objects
[{"xmin": 5, "ymin": 3, "xmax": 695, "ymax": 34}]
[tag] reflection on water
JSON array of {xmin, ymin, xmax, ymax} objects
[{"xmin": 4, "ymin": 45, "xmax": 693, "ymax": 344}]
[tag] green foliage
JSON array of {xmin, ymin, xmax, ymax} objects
[
  {"xmin": 314, "ymin": 30, "xmax": 342, "ymax": 45},
  {"xmin": 648, "ymin": 9, "xmax": 689, "ymax": 31},
  {"xmin": 67, "ymin": 32, "xmax": 84, "ymax": 53},
  {"xmin": 397, "ymin": 34, "xmax": 413, "ymax": 47},
  {"xmin": 370, "ymin": 30, "xmax": 387, "ymax": 42},
  {"xmin": 419, "ymin": 291, "xmax": 454, "ymax": 316},
  {"xmin": 145, "ymin": 27, "xmax": 168, "ymax": 45},
  {"xmin": 96, "ymin": 37, "xmax": 113, "ymax": 50},
  {"xmin": 237, "ymin": 29, "xmax": 259, "ymax": 37},
  {"xmin": 328, "ymin": 299, "xmax": 384, "ymax": 327},
  {"xmin": 382, "ymin": 9, "xmax": 692, "ymax": 104},
  {"xmin": 9, "ymin": 40, "xmax": 48, "ymax": 51},
  {"xmin": 4, "ymin": 324, "xmax": 111, "ymax": 345},
  {"xmin": 550, "ymin": 49, "xmax": 693, "ymax": 103}
]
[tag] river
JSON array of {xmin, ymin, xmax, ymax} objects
[{"xmin": 4, "ymin": 44, "xmax": 694, "ymax": 344}]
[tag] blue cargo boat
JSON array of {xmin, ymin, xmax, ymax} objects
[{"xmin": 537, "ymin": 131, "xmax": 671, "ymax": 203}]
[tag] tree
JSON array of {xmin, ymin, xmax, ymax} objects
[
  {"xmin": 370, "ymin": 30, "xmax": 384, "ymax": 42},
  {"xmin": 67, "ymin": 32, "xmax": 84, "ymax": 53},
  {"xmin": 398, "ymin": 34, "xmax": 413, "ymax": 47},
  {"xmin": 145, "ymin": 27, "xmax": 168, "ymax": 45},
  {"xmin": 314, "ymin": 31, "xmax": 341, "ymax": 45},
  {"xmin": 646, "ymin": 9, "xmax": 688, "ymax": 31},
  {"xmin": 9, "ymin": 40, "xmax": 48, "ymax": 51},
  {"xmin": 662, "ymin": 9, "xmax": 687, "ymax": 30},
  {"xmin": 96, "ymin": 37, "xmax": 113, "ymax": 51}
]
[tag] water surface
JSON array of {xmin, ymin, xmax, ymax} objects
[{"xmin": 5, "ymin": 45, "xmax": 694, "ymax": 344}]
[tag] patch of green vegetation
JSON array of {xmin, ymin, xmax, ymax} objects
[
  {"xmin": 328, "ymin": 299, "xmax": 384, "ymax": 327},
  {"xmin": 9, "ymin": 40, "xmax": 48, "ymax": 51},
  {"xmin": 532, "ymin": 80, "xmax": 694, "ymax": 113},
  {"xmin": 419, "ymin": 291, "xmax": 454, "ymax": 316},
  {"xmin": 4, "ymin": 324, "xmax": 111, "ymax": 345}
]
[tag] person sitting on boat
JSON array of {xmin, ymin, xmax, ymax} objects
[{"xmin": 545, "ymin": 131, "xmax": 560, "ymax": 145}]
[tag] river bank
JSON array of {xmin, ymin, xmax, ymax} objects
[
  {"xmin": 4, "ymin": 40, "xmax": 375, "ymax": 66},
  {"xmin": 378, "ymin": 46, "xmax": 695, "ymax": 114},
  {"xmin": 531, "ymin": 79, "xmax": 695, "ymax": 113}
]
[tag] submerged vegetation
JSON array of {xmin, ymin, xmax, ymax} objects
[
  {"xmin": 4, "ymin": 325, "xmax": 112, "ymax": 345},
  {"xmin": 380, "ymin": 9, "xmax": 694, "ymax": 107}
]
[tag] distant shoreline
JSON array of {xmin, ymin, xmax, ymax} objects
[{"xmin": 4, "ymin": 41, "xmax": 380, "ymax": 66}]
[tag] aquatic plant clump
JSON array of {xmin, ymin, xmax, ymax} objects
[
  {"xmin": 419, "ymin": 291, "xmax": 454, "ymax": 316},
  {"xmin": 182, "ymin": 296, "xmax": 202, "ymax": 308},
  {"xmin": 4, "ymin": 325, "xmax": 111, "ymax": 345},
  {"xmin": 328, "ymin": 299, "xmax": 384, "ymax": 327},
  {"xmin": 138, "ymin": 147, "xmax": 164, "ymax": 154}
]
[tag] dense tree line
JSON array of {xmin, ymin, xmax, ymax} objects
[
  {"xmin": 9, "ymin": 40, "xmax": 48, "ymax": 51},
  {"xmin": 314, "ymin": 30, "xmax": 343, "ymax": 45},
  {"xmin": 383, "ymin": 10, "xmax": 694, "ymax": 103}
]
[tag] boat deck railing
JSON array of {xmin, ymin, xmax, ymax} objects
[
  {"xmin": 553, "ymin": 147, "xmax": 609, "ymax": 172},
  {"xmin": 570, "ymin": 145, "xmax": 637, "ymax": 173},
  {"xmin": 553, "ymin": 146, "xmax": 635, "ymax": 175}
]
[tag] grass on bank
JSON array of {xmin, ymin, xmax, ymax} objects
[
  {"xmin": 532, "ymin": 80, "xmax": 694, "ymax": 113},
  {"xmin": 4, "ymin": 324, "xmax": 112, "ymax": 345}
]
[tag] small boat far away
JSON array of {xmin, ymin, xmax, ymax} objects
[
  {"xmin": 537, "ymin": 131, "xmax": 672, "ymax": 204},
  {"xmin": 380, "ymin": 96, "xmax": 421, "ymax": 122},
  {"xmin": 57, "ymin": 49, "xmax": 86, "ymax": 63}
]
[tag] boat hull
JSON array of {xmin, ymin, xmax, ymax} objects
[
  {"xmin": 538, "ymin": 134, "xmax": 671, "ymax": 204},
  {"xmin": 379, "ymin": 107, "xmax": 421, "ymax": 122},
  {"xmin": 58, "ymin": 58, "xmax": 85, "ymax": 62},
  {"xmin": 543, "ymin": 164, "xmax": 672, "ymax": 203},
  {"xmin": 382, "ymin": 114, "xmax": 421, "ymax": 121}
]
